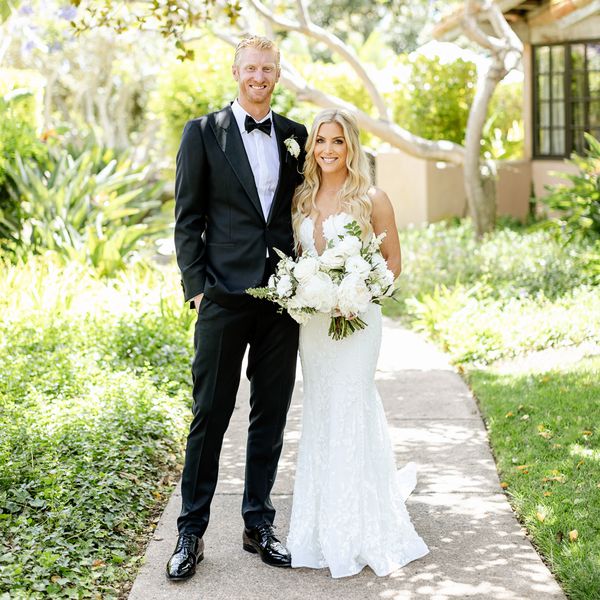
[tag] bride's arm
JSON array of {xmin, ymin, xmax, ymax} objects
[{"xmin": 370, "ymin": 188, "xmax": 402, "ymax": 278}]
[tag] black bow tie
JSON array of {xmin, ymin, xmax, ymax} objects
[{"xmin": 245, "ymin": 115, "xmax": 272, "ymax": 135}]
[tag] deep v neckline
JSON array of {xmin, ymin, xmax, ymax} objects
[{"xmin": 305, "ymin": 212, "xmax": 352, "ymax": 255}]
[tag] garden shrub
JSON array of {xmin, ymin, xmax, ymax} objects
[
  {"xmin": 388, "ymin": 55, "xmax": 523, "ymax": 158},
  {"xmin": 481, "ymin": 81, "xmax": 524, "ymax": 160},
  {"xmin": 390, "ymin": 55, "xmax": 476, "ymax": 144},
  {"xmin": 0, "ymin": 257, "xmax": 193, "ymax": 599},
  {"xmin": 541, "ymin": 132, "xmax": 600, "ymax": 242},
  {"xmin": 384, "ymin": 219, "xmax": 599, "ymax": 365},
  {"xmin": 0, "ymin": 69, "xmax": 48, "ymax": 250},
  {"xmin": 4, "ymin": 139, "xmax": 167, "ymax": 275}
]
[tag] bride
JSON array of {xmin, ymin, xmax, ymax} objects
[{"xmin": 286, "ymin": 108, "xmax": 429, "ymax": 578}]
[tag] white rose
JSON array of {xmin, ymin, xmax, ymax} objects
[
  {"xmin": 295, "ymin": 272, "xmax": 337, "ymax": 312},
  {"xmin": 319, "ymin": 247, "xmax": 346, "ymax": 270},
  {"xmin": 335, "ymin": 235, "xmax": 362, "ymax": 258},
  {"xmin": 293, "ymin": 256, "xmax": 319, "ymax": 283},
  {"xmin": 345, "ymin": 254, "xmax": 371, "ymax": 279},
  {"xmin": 276, "ymin": 274, "xmax": 293, "ymax": 297},
  {"xmin": 322, "ymin": 213, "xmax": 353, "ymax": 242},
  {"xmin": 336, "ymin": 273, "xmax": 371, "ymax": 316}
]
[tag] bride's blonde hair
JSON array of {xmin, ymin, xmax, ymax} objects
[{"xmin": 292, "ymin": 109, "xmax": 373, "ymax": 248}]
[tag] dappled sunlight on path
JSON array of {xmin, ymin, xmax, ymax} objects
[{"xmin": 128, "ymin": 321, "xmax": 565, "ymax": 600}]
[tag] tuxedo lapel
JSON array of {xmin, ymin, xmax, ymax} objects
[
  {"xmin": 211, "ymin": 106, "xmax": 264, "ymax": 221},
  {"xmin": 267, "ymin": 113, "xmax": 293, "ymax": 225}
]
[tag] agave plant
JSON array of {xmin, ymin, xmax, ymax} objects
[{"xmin": 5, "ymin": 144, "xmax": 167, "ymax": 276}]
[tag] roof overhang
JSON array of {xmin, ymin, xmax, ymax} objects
[{"xmin": 432, "ymin": 0, "xmax": 599, "ymax": 41}]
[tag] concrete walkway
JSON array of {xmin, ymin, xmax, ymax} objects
[{"xmin": 128, "ymin": 319, "xmax": 565, "ymax": 600}]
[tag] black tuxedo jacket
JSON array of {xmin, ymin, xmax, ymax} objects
[{"xmin": 174, "ymin": 105, "xmax": 308, "ymax": 309}]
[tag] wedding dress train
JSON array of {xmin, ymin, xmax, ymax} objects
[{"xmin": 286, "ymin": 214, "xmax": 429, "ymax": 578}]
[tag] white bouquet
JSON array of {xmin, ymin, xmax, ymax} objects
[{"xmin": 247, "ymin": 218, "xmax": 396, "ymax": 340}]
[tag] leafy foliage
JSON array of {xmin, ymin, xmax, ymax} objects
[
  {"xmin": 0, "ymin": 70, "xmax": 48, "ymax": 250},
  {"xmin": 389, "ymin": 55, "xmax": 523, "ymax": 156},
  {"xmin": 541, "ymin": 132, "xmax": 600, "ymax": 241},
  {"xmin": 70, "ymin": 0, "xmax": 241, "ymax": 61},
  {"xmin": 481, "ymin": 81, "xmax": 524, "ymax": 160},
  {"xmin": 4, "ymin": 139, "xmax": 167, "ymax": 275},
  {"xmin": 390, "ymin": 55, "xmax": 476, "ymax": 145},
  {"xmin": 383, "ymin": 220, "xmax": 598, "ymax": 364},
  {"xmin": 0, "ymin": 257, "xmax": 193, "ymax": 599}
]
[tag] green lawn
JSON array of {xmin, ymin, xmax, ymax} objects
[{"xmin": 469, "ymin": 357, "xmax": 600, "ymax": 600}]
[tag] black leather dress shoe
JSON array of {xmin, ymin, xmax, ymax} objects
[
  {"xmin": 243, "ymin": 523, "xmax": 291, "ymax": 567},
  {"xmin": 166, "ymin": 533, "xmax": 204, "ymax": 580}
]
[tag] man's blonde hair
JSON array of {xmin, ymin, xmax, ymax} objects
[{"xmin": 233, "ymin": 35, "xmax": 280, "ymax": 68}]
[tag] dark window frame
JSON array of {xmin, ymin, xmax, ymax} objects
[{"xmin": 532, "ymin": 39, "xmax": 600, "ymax": 159}]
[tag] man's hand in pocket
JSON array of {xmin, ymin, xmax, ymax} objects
[{"xmin": 193, "ymin": 293, "xmax": 204, "ymax": 313}]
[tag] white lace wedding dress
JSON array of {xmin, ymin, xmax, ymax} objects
[{"xmin": 286, "ymin": 213, "xmax": 429, "ymax": 578}]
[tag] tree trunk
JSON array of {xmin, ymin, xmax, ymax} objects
[{"xmin": 463, "ymin": 56, "xmax": 505, "ymax": 236}]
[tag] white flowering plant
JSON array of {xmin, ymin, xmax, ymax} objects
[{"xmin": 247, "ymin": 219, "xmax": 396, "ymax": 340}]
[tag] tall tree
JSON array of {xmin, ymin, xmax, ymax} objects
[
  {"xmin": 73, "ymin": 0, "xmax": 523, "ymax": 235},
  {"xmin": 218, "ymin": 0, "xmax": 523, "ymax": 234}
]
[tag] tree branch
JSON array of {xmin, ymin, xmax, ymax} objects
[
  {"xmin": 215, "ymin": 29, "xmax": 464, "ymax": 163},
  {"xmin": 462, "ymin": 0, "xmax": 504, "ymax": 52},
  {"xmin": 247, "ymin": 0, "xmax": 391, "ymax": 121}
]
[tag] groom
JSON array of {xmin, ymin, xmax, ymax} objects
[{"xmin": 167, "ymin": 35, "xmax": 308, "ymax": 580}]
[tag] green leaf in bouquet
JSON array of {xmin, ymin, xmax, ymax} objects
[
  {"xmin": 246, "ymin": 286, "xmax": 273, "ymax": 299},
  {"xmin": 343, "ymin": 220, "xmax": 362, "ymax": 239}
]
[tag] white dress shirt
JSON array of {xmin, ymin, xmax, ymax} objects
[{"xmin": 231, "ymin": 99, "xmax": 280, "ymax": 221}]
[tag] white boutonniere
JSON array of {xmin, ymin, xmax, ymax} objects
[{"xmin": 284, "ymin": 135, "xmax": 301, "ymax": 159}]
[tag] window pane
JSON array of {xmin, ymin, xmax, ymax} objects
[
  {"xmin": 571, "ymin": 72, "xmax": 585, "ymax": 97},
  {"xmin": 539, "ymin": 128, "xmax": 550, "ymax": 154},
  {"xmin": 589, "ymin": 72, "xmax": 600, "ymax": 97},
  {"xmin": 552, "ymin": 128, "xmax": 565, "ymax": 154},
  {"xmin": 537, "ymin": 46, "xmax": 550, "ymax": 73},
  {"xmin": 551, "ymin": 45, "xmax": 564, "ymax": 72},
  {"xmin": 587, "ymin": 44, "xmax": 600, "ymax": 71},
  {"xmin": 590, "ymin": 100, "xmax": 600, "ymax": 127},
  {"xmin": 571, "ymin": 44, "xmax": 586, "ymax": 71},
  {"xmin": 552, "ymin": 75, "xmax": 564, "ymax": 100},
  {"xmin": 552, "ymin": 102, "xmax": 565, "ymax": 127},
  {"xmin": 539, "ymin": 75, "xmax": 551, "ymax": 99},
  {"xmin": 573, "ymin": 130, "xmax": 585, "ymax": 154},
  {"xmin": 540, "ymin": 101, "xmax": 551, "ymax": 126},
  {"xmin": 572, "ymin": 101, "xmax": 585, "ymax": 128}
]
